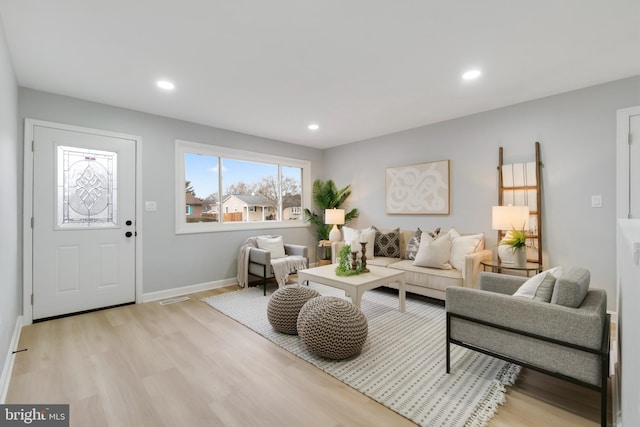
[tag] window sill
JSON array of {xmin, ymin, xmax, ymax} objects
[{"xmin": 176, "ymin": 220, "xmax": 310, "ymax": 235}]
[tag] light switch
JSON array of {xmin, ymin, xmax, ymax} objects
[
  {"xmin": 145, "ymin": 201, "xmax": 157, "ymax": 212},
  {"xmin": 591, "ymin": 195, "xmax": 602, "ymax": 208}
]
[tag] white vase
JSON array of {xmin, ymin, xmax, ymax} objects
[
  {"xmin": 498, "ymin": 245, "xmax": 526, "ymax": 267},
  {"xmin": 513, "ymin": 247, "xmax": 527, "ymax": 267}
]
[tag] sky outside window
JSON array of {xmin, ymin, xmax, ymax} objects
[{"xmin": 185, "ymin": 154, "xmax": 300, "ymax": 199}]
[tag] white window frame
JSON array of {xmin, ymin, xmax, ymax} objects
[{"xmin": 175, "ymin": 139, "xmax": 311, "ymax": 234}]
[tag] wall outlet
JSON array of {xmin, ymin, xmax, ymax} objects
[
  {"xmin": 145, "ymin": 201, "xmax": 157, "ymax": 212},
  {"xmin": 591, "ymin": 195, "xmax": 602, "ymax": 208}
]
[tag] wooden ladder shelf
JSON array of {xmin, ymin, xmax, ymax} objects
[{"xmin": 497, "ymin": 141, "xmax": 543, "ymax": 266}]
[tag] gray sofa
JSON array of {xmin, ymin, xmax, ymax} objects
[
  {"xmin": 332, "ymin": 228, "xmax": 492, "ymax": 300},
  {"xmin": 446, "ymin": 269, "xmax": 610, "ymax": 427}
]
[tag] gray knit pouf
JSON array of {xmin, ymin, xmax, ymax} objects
[
  {"xmin": 297, "ymin": 296, "xmax": 368, "ymax": 360},
  {"xmin": 267, "ymin": 285, "xmax": 321, "ymax": 335}
]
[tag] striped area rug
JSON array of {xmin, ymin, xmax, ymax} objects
[{"xmin": 202, "ymin": 283, "xmax": 519, "ymax": 427}]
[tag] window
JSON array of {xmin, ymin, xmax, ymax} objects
[{"xmin": 175, "ymin": 140, "xmax": 311, "ymax": 233}]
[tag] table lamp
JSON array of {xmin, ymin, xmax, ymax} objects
[
  {"xmin": 492, "ymin": 205, "xmax": 530, "ymax": 265},
  {"xmin": 492, "ymin": 205, "xmax": 529, "ymax": 232},
  {"xmin": 325, "ymin": 208, "xmax": 345, "ymax": 242}
]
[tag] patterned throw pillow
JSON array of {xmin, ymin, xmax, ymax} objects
[
  {"xmin": 372, "ymin": 226, "xmax": 401, "ymax": 258},
  {"xmin": 427, "ymin": 227, "xmax": 442, "ymax": 238},
  {"xmin": 405, "ymin": 228, "xmax": 422, "ymax": 260}
]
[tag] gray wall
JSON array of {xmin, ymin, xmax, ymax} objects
[
  {"xmin": 0, "ymin": 19, "xmax": 19, "ymax": 386},
  {"xmin": 325, "ymin": 76, "xmax": 640, "ymax": 311},
  {"xmin": 10, "ymin": 61, "xmax": 640, "ymax": 311},
  {"xmin": 18, "ymin": 88, "xmax": 324, "ymax": 295}
]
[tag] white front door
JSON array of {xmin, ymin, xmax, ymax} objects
[{"xmin": 32, "ymin": 124, "xmax": 136, "ymax": 320}]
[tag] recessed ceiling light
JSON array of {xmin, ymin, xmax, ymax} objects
[
  {"xmin": 308, "ymin": 124, "xmax": 319, "ymax": 131},
  {"xmin": 462, "ymin": 69, "xmax": 481, "ymax": 81},
  {"xmin": 156, "ymin": 80, "xmax": 175, "ymax": 90}
]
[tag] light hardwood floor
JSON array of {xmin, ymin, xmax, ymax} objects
[{"xmin": 7, "ymin": 286, "xmax": 608, "ymax": 427}]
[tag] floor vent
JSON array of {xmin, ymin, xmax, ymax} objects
[{"xmin": 159, "ymin": 296, "xmax": 190, "ymax": 305}]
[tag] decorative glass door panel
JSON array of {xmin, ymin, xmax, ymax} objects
[{"xmin": 56, "ymin": 145, "xmax": 118, "ymax": 228}]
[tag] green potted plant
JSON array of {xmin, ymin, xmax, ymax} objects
[
  {"xmin": 335, "ymin": 244, "xmax": 363, "ymax": 276},
  {"xmin": 499, "ymin": 228, "xmax": 527, "ymax": 267},
  {"xmin": 304, "ymin": 179, "xmax": 359, "ymax": 243}
]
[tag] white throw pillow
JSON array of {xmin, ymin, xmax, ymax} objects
[
  {"xmin": 448, "ymin": 227, "xmax": 461, "ymax": 239},
  {"xmin": 256, "ymin": 236, "xmax": 286, "ymax": 259},
  {"xmin": 412, "ymin": 233, "xmax": 452, "ymax": 269},
  {"xmin": 513, "ymin": 266, "xmax": 563, "ymax": 302},
  {"xmin": 449, "ymin": 233, "xmax": 484, "ymax": 271},
  {"xmin": 341, "ymin": 226, "xmax": 375, "ymax": 259}
]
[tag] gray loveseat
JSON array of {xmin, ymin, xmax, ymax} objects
[{"xmin": 446, "ymin": 268, "xmax": 610, "ymax": 427}]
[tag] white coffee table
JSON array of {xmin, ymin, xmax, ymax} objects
[{"xmin": 297, "ymin": 264, "xmax": 406, "ymax": 312}]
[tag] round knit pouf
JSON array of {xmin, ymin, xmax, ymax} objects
[
  {"xmin": 267, "ymin": 285, "xmax": 321, "ymax": 335},
  {"xmin": 297, "ymin": 296, "xmax": 368, "ymax": 360}
]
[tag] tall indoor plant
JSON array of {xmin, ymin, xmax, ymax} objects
[{"xmin": 304, "ymin": 179, "xmax": 359, "ymax": 241}]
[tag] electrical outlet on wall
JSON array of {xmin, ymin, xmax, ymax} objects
[{"xmin": 591, "ymin": 195, "xmax": 602, "ymax": 208}]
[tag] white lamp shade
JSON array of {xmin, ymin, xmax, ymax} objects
[
  {"xmin": 325, "ymin": 208, "xmax": 345, "ymax": 225},
  {"xmin": 492, "ymin": 206, "xmax": 529, "ymax": 231}
]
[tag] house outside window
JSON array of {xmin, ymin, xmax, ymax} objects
[{"xmin": 175, "ymin": 140, "xmax": 311, "ymax": 233}]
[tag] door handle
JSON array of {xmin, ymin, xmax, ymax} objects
[{"xmin": 125, "ymin": 231, "xmax": 133, "ymax": 238}]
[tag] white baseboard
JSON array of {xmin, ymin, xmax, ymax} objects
[
  {"xmin": 1, "ymin": 315, "xmax": 24, "ymax": 403},
  {"xmin": 142, "ymin": 278, "xmax": 239, "ymax": 303}
]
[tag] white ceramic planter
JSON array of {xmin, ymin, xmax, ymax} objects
[{"xmin": 498, "ymin": 245, "xmax": 526, "ymax": 267}]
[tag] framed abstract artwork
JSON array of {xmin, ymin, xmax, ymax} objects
[{"xmin": 385, "ymin": 160, "xmax": 450, "ymax": 215}]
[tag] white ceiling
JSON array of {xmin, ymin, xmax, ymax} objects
[{"xmin": 1, "ymin": 1, "xmax": 639, "ymax": 149}]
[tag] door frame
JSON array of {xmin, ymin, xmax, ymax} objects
[
  {"xmin": 617, "ymin": 105, "xmax": 640, "ymax": 220},
  {"xmin": 22, "ymin": 119, "xmax": 143, "ymax": 325}
]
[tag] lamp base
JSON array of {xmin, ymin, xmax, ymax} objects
[{"xmin": 329, "ymin": 224, "xmax": 342, "ymax": 242}]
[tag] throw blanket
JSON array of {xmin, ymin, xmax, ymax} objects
[
  {"xmin": 237, "ymin": 236, "xmax": 307, "ymax": 289},
  {"xmin": 237, "ymin": 237, "xmax": 259, "ymax": 288},
  {"xmin": 271, "ymin": 256, "xmax": 307, "ymax": 287}
]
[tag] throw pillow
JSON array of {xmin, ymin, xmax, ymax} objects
[
  {"xmin": 550, "ymin": 266, "xmax": 590, "ymax": 308},
  {"xmin": 372, "ymin": 226, "xmax": 401, "ymax": 258},
  {"xmin": 256, "ymin": 236, "xmax": 286, "ymax": 259},
  {"xmin": 342, "ymin": 226, "xmax": 375, "ymax": 259},
  {"xmin": 513, "ymin": 266, "xmax": 562, "ymax": 303},
  {"xmin": 405, "ymin": 227, "xmax": 441, "ymax": 260},
  {"xmin": 405, "ymin": 228, "xmax": 422, "ymax": 260},
  {"xmin": 427, "ymin": 227, "xmax": 442, "ymax": 238},
  {"xmin": 449, "ymin": 233, "xmax": 484, "ymax": 271},
  {"xmin": 412, "ymin": 233, "xmax": 452, "ymax": 269}
]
